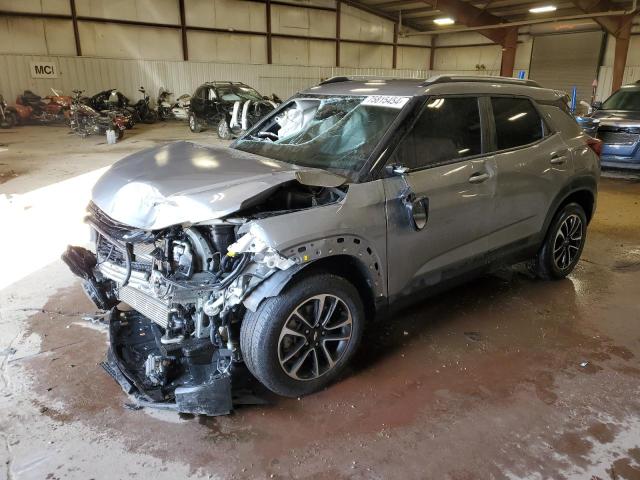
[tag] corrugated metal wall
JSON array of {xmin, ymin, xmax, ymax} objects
[{"xmin": 0, "ymin": 54, "xmax": 431, "ymax": 104}]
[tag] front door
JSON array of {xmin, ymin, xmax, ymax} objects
[{"xmin": 384, "ymin": 96, "xmax": 497, "ymax": 300}]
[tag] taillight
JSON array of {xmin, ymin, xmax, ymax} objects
[{"xmin": 587, "ymin": 137, "xmax": 602, "ymax": 157}]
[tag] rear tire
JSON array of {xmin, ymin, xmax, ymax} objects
[
  {"xmin": 240, "ymin": 273, "xmax": 365, "ymax": 397},
  {"xmin": 143, "ymin": 110, "xmax": 157, "ymax": 124},
  {"xmin": 188, "ymin": 113, "xmax": 201, "ymax": 133},
  {"xmin": 532, "ymin": 202, "xmax": 587, "ymax": 280}
]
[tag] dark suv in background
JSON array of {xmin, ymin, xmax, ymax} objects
[
  {"xmin": 188, "ymin": 81, "xmax": 279, "ymax": 139},
  {"xmin": 578, "ymin": 80, "xmax": 640, "ymax": 170}
]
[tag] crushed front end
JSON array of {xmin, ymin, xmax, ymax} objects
[{"xmin": 62, "ymin": 202, "xmax": 294, "ymax": 415}]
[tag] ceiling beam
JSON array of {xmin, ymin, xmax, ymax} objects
[
  {"xmin": 569, "ymin": 0, "xmax": 633, "ymax": 34},
  {"xmin": 416, "ymin": 0, "xmax": 512, "ymax": 44},
  {"xmin": 341, "ymin": 0, "xmax": 425, "ymax": 29},
  {"xmin": 374, "ymin": 0, "xmax": 425, "ymax": 9},
  {"xmin": 400, "ymin": 7, "xmax": 442, "ymax": 17}
]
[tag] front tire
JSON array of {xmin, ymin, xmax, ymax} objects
[
  {"xmin": 240, "ymin": 273, "xmax": 365, "ymax": 397},
  {"xmin": 0, "ymin": 111, "xmax": 16, "ymax": 129},
  {"xmin": 217, "ymin": 118, "xmax": 233, "ymax": 140},
  {"xmin": 533, "ymin": 202, "xmax": 587, "ymax": 280},
  {"xmin": 188, "ymin": 113, "xmax": 201, "ymax": 133}
]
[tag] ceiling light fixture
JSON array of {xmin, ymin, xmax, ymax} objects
[
  {"xmin": 529, "ymin": 5, "xmax": 557, "ymax": 13},
  {"xmin": 433, "ymin": 17, "xmax": 455, "ymax": 25}
]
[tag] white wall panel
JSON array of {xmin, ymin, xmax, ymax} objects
[
  {"xmin": 0, "ymin": 0, "xmax": 70, "ymax": 14},
  {"xmin": 188, "ymin": 31, "xmax": 267, "ymax": 64},
  {"xmin": 0, "ymin": 54, "xmax": 431, "ymax": 106},
  {"xmin": 433, "ymin": 44, "xmax": 502, "ymax": 72},
  {"xmin": 184, "ymin": 0, "xmax": 266, "ymax": 32},
  {"xmin": 341, "ymin": 43, "xmax": 392, "ymax": 68},
  {"xmin": 272, "ymin": 38, "xmax": 335, "ymax": 66},
  {"xmin": 271, "ymin": 4, "xmax": 335, "ymax": 37},
  {"xmin": 515, "ymin": 37, "xmax": 533, "ymax": 72},
  {"xmin": 397, "ymin": 46, "xmax": 428, "ymax": 70},
  {"xmin": 340, "ymin": 4, "xmax": 393, "ymax": 43},
  {"xmin": 0, "ymin": 18, "xmax": 76, "ymax": 56},
  {"xmin": 79, "ymin": 23, "xmax": 182, "ymax": 61},
  {"xmin": 75, "ymin": 0, "xmax": 180, "ymax": 24}
]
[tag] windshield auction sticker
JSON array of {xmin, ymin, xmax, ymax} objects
[{"xmin": 362, "ymin": 96, "xmax": 410, "ymax": 109}]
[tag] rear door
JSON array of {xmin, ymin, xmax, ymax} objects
[
  {"xmin": 384, "ymin": 96, "xmax": 497, "ymax": 300},
  {"xmin": 486, "ymin": 96, "xmax": 573, "ymax": 250}
]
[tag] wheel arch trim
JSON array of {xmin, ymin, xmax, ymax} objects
[
  {"xmin": 540, "ymin": 175, "xmax": 597, "ymax": 241},
  {"xmin": 243, "ymin": 236, "xmax": 384, "ymax": 315}
]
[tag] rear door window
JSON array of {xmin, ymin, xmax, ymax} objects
[
  {"xmin": 395, "ymin": 96, "xmax": 483, "ymax": 170},
  {"xmin": 491, "ymin": 97, "xmax": 544, "ymax": 150}
]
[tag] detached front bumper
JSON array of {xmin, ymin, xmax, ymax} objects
[{"xmin": 104, "ymin": 307, "xmax": 233, "ymax": 416}]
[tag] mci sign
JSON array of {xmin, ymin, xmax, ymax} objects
[{"xmin": 30, "ymin": 62, "xmax": 58, "ymax": 79}]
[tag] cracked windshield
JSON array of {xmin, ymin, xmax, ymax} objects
[{"xmin": 233, "ymin": 95, "xmax": 409, "ymax": 174}]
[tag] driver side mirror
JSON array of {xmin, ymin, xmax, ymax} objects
[
  {"xmin": 592, "ymin": 101, "xmax": 602, "ymax": 110},
  {"xmin": 385, "ymin": 164, "xmax": 410, "ymax": 176}
]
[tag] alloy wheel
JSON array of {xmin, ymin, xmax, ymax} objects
[
  {"xmin": 552, "ymin": 214, "xmax": 583, "ymax": 271},
  {"xmin": 278, "ymin": 294, "xmax": 353, "ymax": 381}
]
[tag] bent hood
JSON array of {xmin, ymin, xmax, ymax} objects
[{"xmin": 92, "ymin": 141, "xmax": 345, "ymax": 230}]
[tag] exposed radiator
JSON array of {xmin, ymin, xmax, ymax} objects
[{"xmin": 118, "ymin": 286, "xmax": 170, "ymax": 329}]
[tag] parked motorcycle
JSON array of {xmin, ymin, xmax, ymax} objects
[
  {"xmin": 44, "ymin": 88, "xmax": 72, "ymax": 118},
  {"xmin": 90, "ymin": 89, "xmax": 136, "ymax": 129},
  {"xmin": 156, "ymin": 88, "xmax": 190, "ymax": 121},
  {"xmin": 0, "ymin": 94, "xmax": 16, "ymax": 128},
  {"xmin": 69, "ymin": 90, "xmax": 126, "ymax": 140},
  {"xmin": 13, "ymin": 90, "xmax": 68, "ymax": 124},
  {"xmin": 157, "ymin": 88, "xmax": 174, "ymax": 120},
  {"xmin": 172, "ymin": 94, "xmax": 191, "ymax": 120},
  {"xmin": 132, "ymin": 86, "xmax": 157, "ymax": 124}
]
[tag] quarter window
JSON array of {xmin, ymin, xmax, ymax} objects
[
  {"xmin": 395, "ymin": 97, "xmax": 482, "ymax": 170},
  {"xmin": 491, "ymin": 97, "xmax": 544, "ymax": 150}
]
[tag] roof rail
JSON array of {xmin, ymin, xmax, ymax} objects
[
  {"xmin": 421, "ymin": 75, "xmax": 541, "ymax": 88},
  {"xmin": 319, "ymin": 76, "xmax": 351, "ymax": 85},
  {"xmin": 318, "ymin": 75, "xmax": 423, "ymax": 85}
]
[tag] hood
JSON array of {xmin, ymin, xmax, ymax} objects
[
  {"xmin": 91, "ymin": 141, "xmax": 346, "ymax": 230},
  {"xmin": 589, "ymin": 109, "xmax": 640, "ymax": 126}
]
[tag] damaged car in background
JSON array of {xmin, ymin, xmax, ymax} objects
[
  {"xmin": 188, "ymin": 81, "xmax": 280, "ymax": 140},
  {"xmin": 63, "ymin": 75, "xmax": 599, "ymax": 416}
]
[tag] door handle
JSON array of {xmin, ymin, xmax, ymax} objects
[
  {"xmin": 550, "ymin": 151, "xmax": 568, "ymax": 164},
  {"xmin": 468, "ymin": 172, "xmax": 490, "ymax": 184}
]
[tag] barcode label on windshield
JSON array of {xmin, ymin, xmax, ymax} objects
[{"xmin": 362, "ymin": 96, "xmax": 410, "ymax": 109}]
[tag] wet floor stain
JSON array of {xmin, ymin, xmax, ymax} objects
[{"xmin": 5, "ymin": 177, "xmax": 640, "ymax": 479}]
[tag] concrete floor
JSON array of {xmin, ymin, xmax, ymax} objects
[{"xmin": 1, "ymin": 124, "xmax": 640, "ymax": 480}]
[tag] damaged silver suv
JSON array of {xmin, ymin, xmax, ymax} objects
[{"xmin": 63, "ymin": 75, "xmax": 600, "ymax": 416}]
